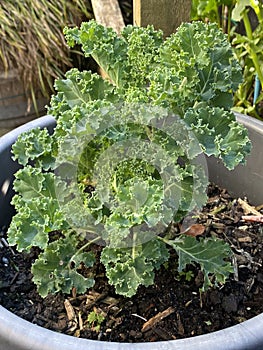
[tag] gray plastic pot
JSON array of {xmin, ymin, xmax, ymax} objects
[{"xmin": 0, "ymin": 114, "xmax": 263, "ymax": 350}]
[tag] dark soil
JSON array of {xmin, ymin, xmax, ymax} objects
[{"xmin": 1, "ymin": 183, "xmax": 263, "ymax": 342}]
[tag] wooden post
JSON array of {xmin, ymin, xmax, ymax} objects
[
  {"xmin": 133, "ymin": 0, "xmax": 191, "ymax": 37},
  {"xmin": 91, "ymin": 0, "xmax": 125, "ymax": 34}
]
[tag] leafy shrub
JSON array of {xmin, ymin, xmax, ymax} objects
[{"xmin": 8, "ymin": 21, "xmax": 251, "ymax": 298}]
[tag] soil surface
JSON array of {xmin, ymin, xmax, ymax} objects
[{"xmin": 1, "ymin": 183, "xmax": 263, "ymax": 342}]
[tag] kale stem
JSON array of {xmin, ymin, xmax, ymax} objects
[
  {"xmin": 70, "ymin": 236, "xmax": 100, "ymax": 264},
  {"xmin": 132, "ymin": 231, "xmax": 138, "ymax": 260},
  {"xmin": 157, "ymin": 236, "xmax": 183, "ymax": 246}
]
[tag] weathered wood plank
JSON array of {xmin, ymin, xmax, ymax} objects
[
  {"xmin": 0, "ymin": 69, "xmax": 47, "ymax": 128},
  {"xmin": 91, "ymin": 0, "xmax": 125, "ymax": 34},
  {"xmin": 133, "ymin": 0, "xmax": 191, "ymax": 37}
]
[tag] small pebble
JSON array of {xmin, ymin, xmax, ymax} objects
[
  {"xmin": 129, "ymin": 330, "xmax": 138, "ymax": 337},
  {"xmin": 119, "ymin": 333, "xmax": 127, "ymax": 341},
  {"xmin": 2, "ymin": 257, "xmax": 9, "ymax": 265}
]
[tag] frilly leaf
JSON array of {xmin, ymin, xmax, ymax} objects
[
  {"xmin": 64, "ymin": 20, "xmax": 128, "ymax": 87},
  {"xmin": 100, "ymin": 238, "xmax": 169, "ymax": 297},
  {"xmin": 7, "ymin": 167, "xmax": 68, "ymax": 251},
  {"xmin": 157, "ymin": 21, "xmax": 242, "ymax": 110},
  {"xmin": 32, "ymin": 233, "xmax": 95, "ymax": 297},
  {"xmin": 12, "ymin": 128, "xmax": 54, "ymax": 170},
  {"xmin": 184, "ymin": 106, "xmax": 251, "ymax": 169},
  {"xmin": 53, "ymin": 69, "xmax": 117, "ymax": 109}
]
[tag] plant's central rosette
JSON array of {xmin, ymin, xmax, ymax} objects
[{"xmin": 54, "ymin": 102, "xmax": 208, "ymax": 248}]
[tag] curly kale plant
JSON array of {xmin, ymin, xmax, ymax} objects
[{"xmin": 8, "ymin": 21, "xmax": 251, "ymax": 298}]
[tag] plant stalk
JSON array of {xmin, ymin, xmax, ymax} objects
[
  {"xmin": 132, "ymin": 231, "xmax": 138, "ymax": 260},
  {"xmin": 70, "ymin": 236, "xmax": 100, "ymax": 265},
  {"xmin": 242, "ymin": 9, "xmax": 263, "ymax": 89}
]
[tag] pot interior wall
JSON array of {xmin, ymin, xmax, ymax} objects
[{"xmin": 207, "ymin": 113, "xmax": 263, "ymax": 206}]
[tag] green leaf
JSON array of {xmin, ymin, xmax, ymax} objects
[
  {"xmin": 54, "ymin": 69, "xmax": 117, "ymax": 108},
  {"xmin": 184, "ymin": 107, "xmax": 251, "ymax": 169},
  {"xmin": 169, "ymin": 236, "xmax": 233, "ymax": 290},
  {"xmin": 101, "ymin": 238, "xmax": 169, "ymax": 297},
  {"xmin": 32, "ymin": 234, "xmax": 95, "ymax": 297},
  {"xmin": 7, "ymin": 167, "xmax": 68, "ymax": 251},
  {"xmin": 157, "ymin": 22, "xmax": 242, "ymax": 111},
  {"xmin": 12, "ymin": 128, "xmax": 54, "ymax": 168},
  {"xmin": 123, "ymin": 25, "xmax": 163, "ymax": 90},
  {"xmin": 191, "ymin": 0, "xmax": 221, "ymax": 22},
  {"xmin": 220, "ymin": 120, "xmax": 252, "ymax": 168},
  {"xmin": 232, "ymin": 0, "xmax": 250, "ymax": 22},
  {"xmin": 141, "ymin": 237, "xmax": 170, "ymax": 269},
  {"xmin": 8, "ymin": 197, "xmax": 49, "ymax": 251},
  {"xmin": 64, "ymin": 20, "xmax": 129, "ymax": 87},
  {"xmin": 13, "ymin": 166, "xmax": 44, "ymax": 200}
]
